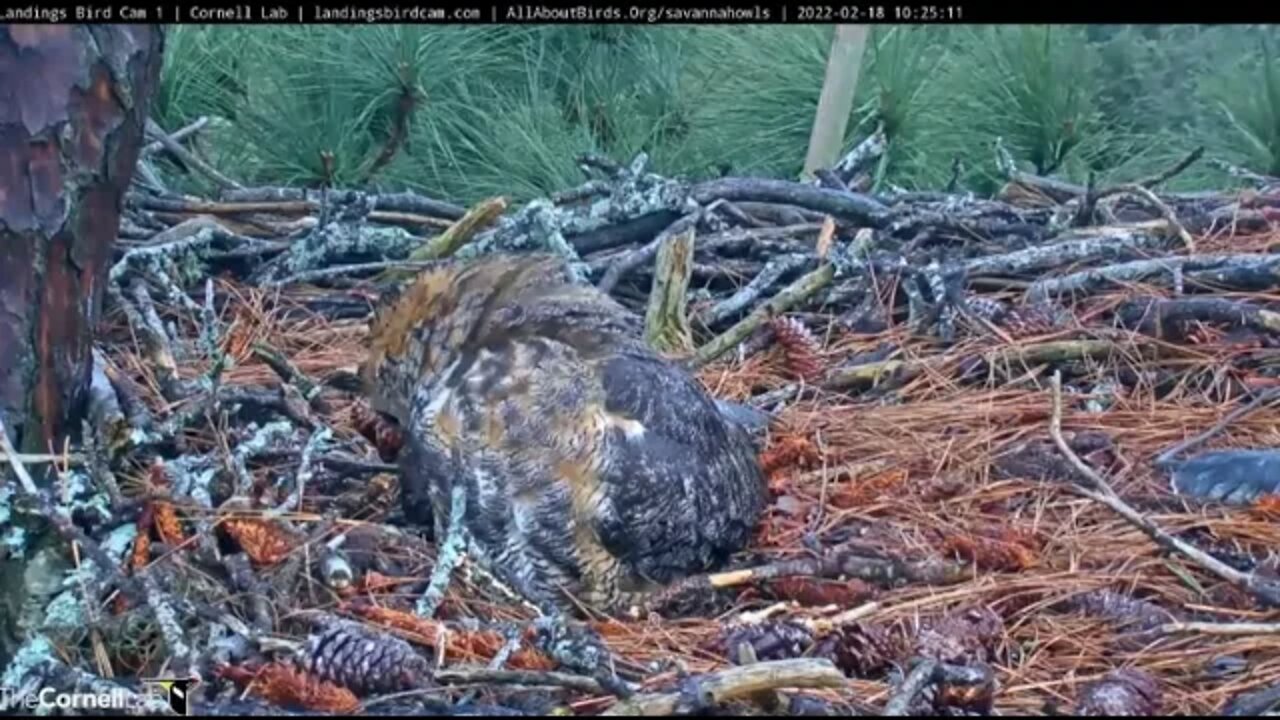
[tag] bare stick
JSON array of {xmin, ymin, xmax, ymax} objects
[
  {"xmin": 1159, "ymin": 621, "xmax": 1280, "ymax": 636},
  {"xmin": 643, "ymin": 226, "xmax": 696, "ymax": 354},
  {"xmin": 884, "ymin": 659, "xmax": 939, "ymax": 716},
  {"xmin": 416, "ymin": 483, "xmax": 468, "ymax": 618},
  {"xmin": 601, "ymin": 658, "xmax": 846, "ymax": 716},
  {"xmin": 145, "ymin": 118, "xmax": 243, "ymax": 190},
  {"xmin": 267, "ymin": 260, "xmax": 443, "ymax": 288},
  {"xmin": 403, "ymin": 197, "xmax": 508, "ymax": 263},
  {"xmin": 1153, "ymin": 386, "xmax": 1280, "ymax": 468},
  {"xmin": 251, "ymin": 341, "xmax": 328, "ymax": 410},
  {"xmin": 1047, "ymin": 370, "xmax": 1280, "ymax": 606},
  {"xmin": 142, "ymin": 115, "xmax": 209, "ymax": 156},
  {"xmin": 433, "ymin": 668, "xmax": 607, "ymax": 695},
  {"xmin": 693, "ymin": 263, "xmax": 835, "ymax": 368},
  {"xmin": 598, "ymin": 211, "xmax": 700, "ymax": 294}
]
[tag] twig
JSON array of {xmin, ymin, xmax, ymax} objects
[
  {"xmin": 1047, "ymin": 370, "xmax": 1280, "ymax": 606},
  {"xmin": 1132, "ymin": 145, "xmax": 1205, "ymax": 190},
  {"xmin": 1028, "ymin": 253, "xmax": 1280, "ymax": 301},
  {"xmin": 643, "ymin": 226, "xmax": 696, "ymax": 354},
  {"xmin": 251, "ymin": 342, "xmax": 329, "ymax": 411},
  {"xmin": 146, "ymin": 118, "xmax": 243, "ymax": 190},
  {"xmin": 142, "ymin": 115, "xmax": 209, "ymax": 156},
  {"xmin": 400, "ymin": 197, "xmax": 508, "ymax": 265},
  {"xmin": 272, "ymin": 427, "xmax": 331, "ymax": 515},
  {"xmin": 1153, "ymin": 386, "xmax": 1280, "ymax": 468},
  {"xmin": 416, "ymin": 483, "xmax": 468, "ymax": 618},
  {"xmin": 266, "ymin": 260, "xmax": 443, "ymax": 288},
  {"xmin": 433, "ymin": 668, "xmax": 607, "ymax": 695},
  {"xmin": 601, "ymin": 658, "xmax": 846, "ymax": 716},
  {"xmin": 1159, "ymin": 621, "xmax": 1280, "ymax": 636},
  {"xmin": 884, "ymin": 658, "xmax": 939, "ymax": 716},
  {"xmin": 697, "ymin": 253, "xmax": 812, "ymax": 329},
  {"xmin": 693, "ymin": 263, "xmax": 835, "ymax": 368},
  {"xmin": 598, "ymin": 211, "xmax": 700, "ymax": 294}
]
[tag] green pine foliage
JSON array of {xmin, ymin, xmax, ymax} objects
[{"xmin": 150, "ymin": 24, "xmax": 1280, "ymax": 203}]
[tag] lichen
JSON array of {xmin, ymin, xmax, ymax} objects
[
  {"xmin": 0, "ymin": 633, "xmax": 56, "ymax": 690},
  {"xmin": 62, "ymin": 471, "xmax": 112, "ymax": 526},
  {"xmin": 40, "ymin": 523, "xmax": 136, "ymax": 633}
]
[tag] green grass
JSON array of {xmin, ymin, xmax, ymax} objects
[{"xmin": 150, "ymin": 24, "xmax": 1279, "ymax": 203}]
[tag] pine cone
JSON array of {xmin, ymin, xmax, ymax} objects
[
  {"xmin": 1075, "ymin": 668, "xmax": 1162, "ymax": 716},
  {"xmin": 1061, "ymin": 589, "xmax": 1177, "ymax": 633},
  {"xmin": 300, "ymin": 620, "xmax": 432, "ymax": 695},
  {"xmin": 811, "ymin": 621, "xmax": 902, "ymax": 678},
  {"xmin": 721, "ymin": 621, "xmax": 815, "ymax": 663},
  {"xmin": 963, "ymin": 296, "xmax": 1009, "ymax": 324},
  {"xmin": 353, "ymin": 402, "xmax": 405, "ymax": 462},
  {"xmin": 770, "ymin": 316, "xmax": 824, "ymax": 382},
  {"xmin": 1001, "ymin": 302, "xmax": 1070, "ymax": 338},
  {"xmin": 153, "ymin": 500, "xmax": 186, "ymax": 546},
  {"xmin": 914, "ymin": 606, "xmax": 1004, "ymax": 666},
  {"xmin": 220, "ymin": 517, "xmax": 302, "ymax": 566}
]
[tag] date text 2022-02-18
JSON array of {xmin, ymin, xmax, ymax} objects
[{"xmin": 793, "ymin": 4, "xmax": 965, "ymax": 21}]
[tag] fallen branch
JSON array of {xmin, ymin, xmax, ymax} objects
[
  {"xmin": 600, "ymin": 658, "xmax": 846, "ymax": 716},
  {"xmin": 883, "ymin": 658, "xmax": 939, "ymax": 716},
  {"xmin": 598, "ymin": 211, "xmax": 701, "ymax": 294},
  {"xmin": 146, "ymin": 118, "xmax": 243, "ymax": 191},
  {"xmin": 432, "ymin": 668, "xmax": 607, "ymax": 695},
  {"xmin": 1028, "ymin": 253, "xmax": 1280, "ymax": 301},
  {"xmin": 643, "ymin": 226, "xmax": 696, "ymax": 354},
  {"xmin": 142, "ymin": 115, "xmax": 209, "ymax": 156},
  {"xmin": 1047, "ymin": 370, "xmax": 1280, "ymax": 607},
  {"xmin": 401, "ymin": 196, "xmax": 508, "ymax": 266},
  {"xmin": 693, "ymin": 263, "xmax": 835, "ymax": 368},
  {"xmin": 1159, "ymin": 621, "xmax": 1280, "ymax": 636}
]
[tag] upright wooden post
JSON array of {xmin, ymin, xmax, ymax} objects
[{"xmin": 802, "ymin": 25, "xmax": 870, "ymax": 180}]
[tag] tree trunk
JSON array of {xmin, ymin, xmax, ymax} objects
[{"xmin": 0, "ymin": 24, "xmax": 164, "ymax": 666}]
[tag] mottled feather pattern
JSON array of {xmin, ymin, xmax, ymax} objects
[{"xmin": 361, "ymin": 253, "xmax": 768, "ymax": 612}]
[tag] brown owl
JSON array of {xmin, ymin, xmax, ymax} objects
[{"xmin": 359, "ymin": 253, "xmax": 768, "ymax": 613}]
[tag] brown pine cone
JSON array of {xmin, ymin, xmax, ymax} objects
[
  {"xmin": 914, "ymin": 606, "xmax": 1004, "ymax": 666},
  {"xmin": 769, "ymin": 316, "xmax": 824, "ymax": 382},
  {"xmin": 811, "ymin": 621, "xmax": 903, "ymax": 678},
  {"xmin": 299, "ymin": 620, "xmax": 432, "ymax": 695},
  {"xmin": 352, "ymin": 401, "xmax": 404, "ymax": 462},
  {"xmin": 1001, "ymin": 302, "xmax": 1071, "ymax": 338},
  {"xmin": 720, "ymin": 621, "xmax": 815, "ymax": 663},
  {"xmin": 963, "ymin": 296, "xmax": 1009, "ymax": 325},
  {"xmin": 1075, "ymin": 668, "xmax": 1163, "ymax": 716}
]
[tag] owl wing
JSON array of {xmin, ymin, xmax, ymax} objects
[{"xmin": 590, "ymin": 350, "xmax": 767, "ymax": 584}]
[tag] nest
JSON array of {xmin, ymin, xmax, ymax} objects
[{"xmin": 3, "ymin": 142, "xmax": 1280, "ymax": 716}]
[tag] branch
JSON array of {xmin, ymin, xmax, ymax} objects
[
  {"xmin": 643, "ymin": 226, "xmax": 696, "ymax": 354},
  {"xmin": 692, "ymin": 263, "xmax": 835, "ymax": 368},
  {"xmin": 601, "ymin": 658, "xmax": 846, "ymax": 716},
  {"xmin": 1047, "ymin": 370, "xmax": 1280, "ymax": 607}
]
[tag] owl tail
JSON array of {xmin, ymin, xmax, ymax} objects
[
  {"xmin": 1167, "ymin": 448, "xmax": 1280, "ymax": 505},
  {"xmin": 714, "ymin": 399, "xmax": 772, "ymax": 438}
]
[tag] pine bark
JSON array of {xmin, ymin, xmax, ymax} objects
[{"xmin": 0, "ymin": 24, "xmax": 164, "ymax": 664}]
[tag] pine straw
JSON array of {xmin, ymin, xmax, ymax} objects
[{"xmin": 93, "ymin": 267, "xmax": 1280, "ymax": 715}]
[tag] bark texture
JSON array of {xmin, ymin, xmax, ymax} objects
[{"xmin": 0, "ymin": 23, "xmax": 164, "ymax": 664}]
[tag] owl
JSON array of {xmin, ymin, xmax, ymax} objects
[{"xmin": 359, "ymin": 253, "xmax": 768, "ymax": 613}]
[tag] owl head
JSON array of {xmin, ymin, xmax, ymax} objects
[{"xmin": 359, "ymin": 253, "xmax": 580, "ymax": 422}]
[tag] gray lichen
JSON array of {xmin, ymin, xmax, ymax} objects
[
  {"xmin": 459, "ymin": 151, "xmax": 697, "ymax": 283},
  {"xmin": 40, "ymin": 523, "xmax": 137, "ymax": 633},
  {"xmin": 0, "ymin": 633, "xmax": 57, "ymax": 699}
]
